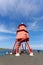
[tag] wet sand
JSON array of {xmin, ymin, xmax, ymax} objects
[{"xmin": 0, "ymin": 52, "xmax": 43, "ymax": 65}]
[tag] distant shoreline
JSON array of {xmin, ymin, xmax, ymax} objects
[{"xmin": 0, "ymin": 48, "xmax": 10, "ymax": 50}]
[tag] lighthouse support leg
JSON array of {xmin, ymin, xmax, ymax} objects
[
  {"xmin": 26, "ymin": 41, "xmax": 33, "ymax": 56},
  {"xmin": 12, "ymin": 40, "xmax": 17, "ymax": 54},
  {"xmin": 15, "ymin": 41, "xmax": 21, "ymax": 56}
]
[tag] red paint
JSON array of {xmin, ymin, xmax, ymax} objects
[{"xmin": 12, "ymin": 23, "xmax": 33, "ymax": 54}]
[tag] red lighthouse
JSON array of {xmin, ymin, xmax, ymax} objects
[{"xmin": 12, "ymin": 23, "xmax": 33, "ymax": 56}]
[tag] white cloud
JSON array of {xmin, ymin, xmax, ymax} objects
[
  {"xmin": 0, "ymin": 36, "xmax": 15, "ymax": 40},
  {"xmin": 0, "ymin": 0, "xmax": 15, "ymax": 16},
  {"xmin": 32, "ymin": 44, "xmax": 43, "ymax": 50},
  {"xmin": 32, "ymin": 16, "xmax": 43, "ymax": 21},
  {"xmin": 0, "ymin": 0, "xmax": 43, "ymax": 16},
  {"xmin": 27, "ymin": 21, "xmax": 38, "ymax": 31},
  {"xmin": 27, "ymin": 16, "xmax": 43, "ymax": 31},
  {"xmin": 32, "ymin": 17, "xmax": 43, "ymax": 31},
  {"xmin": 0, "ymin": 24, "xmax": 16, "ymax": 34},
  {"xmin": 0, "ymin": 0, "xmax": 43, "ymax": 32}
]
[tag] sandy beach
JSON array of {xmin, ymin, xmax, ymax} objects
[{"xmin": 0, "ymin": 52, "xmax": 43, "ymax": 65}]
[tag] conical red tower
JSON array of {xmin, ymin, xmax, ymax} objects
[{"xmin": 12, "ymin": 23, "xmax": 33, "ymax": 56}]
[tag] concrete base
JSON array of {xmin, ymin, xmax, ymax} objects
[
  {"xmin": 29, "ymin": 52, "xmax": 34, "ymax": 56},
  {"xmin": 10, "ymin": 52, "xmax": 12, "ymax": 55},
  {"xmin": 15, "ymin": 53, "xmax": 20, "ymax": 56}
]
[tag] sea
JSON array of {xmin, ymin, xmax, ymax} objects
[
  {"xmin": 0, "ymin": 49, "xmax": 11, "ymax": 56},
  {"xmin": 0, "ymin": 49, "xmax": 43, "ymax": 56}
]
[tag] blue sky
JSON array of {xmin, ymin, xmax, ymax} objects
[{"xmin": 0, "ymin": 0, "xmax": 43, "ymax": 50}]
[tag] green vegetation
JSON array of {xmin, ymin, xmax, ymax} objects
[{"xmin": 0, "ymin": 48, "xmax": 9, "ymax": 50}]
